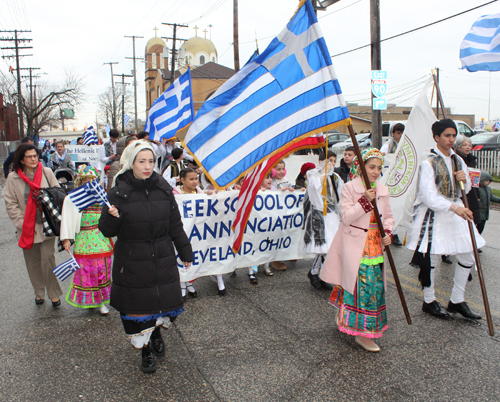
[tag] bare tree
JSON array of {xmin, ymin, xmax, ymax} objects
[
  {"xmin": 0, "ymin": 69, "xmax": 84, "ymax": 138},
  {"xmin": 97, "ymin": 86, "xmax": 132, "ymax": 131}
]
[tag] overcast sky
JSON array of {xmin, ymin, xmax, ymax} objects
[{"xmin": 0, "ymin": 0, "xmax": 498, "ymax": 131}]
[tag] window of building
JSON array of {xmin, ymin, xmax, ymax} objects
[
  {"xmin": 212, "ymin": 56, "xmax": 215, "ymax": 62},
  {"xmin": 157, "ymin": 86, "xmax": 161, "ymax": 99},
  {"xmin": 200, "ymin": 55, "xmax": 205, "ymax": 65},
  {"xmin": 152, "ymin": 53, "xmax": 157, "ymax": 69}
]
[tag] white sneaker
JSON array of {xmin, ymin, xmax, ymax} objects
[
  {"xmin": 99, "ymin": 305, "xmax": 109, "ymax": 315},
  {"xmin": 264, "ymin": 263, "xmax": 274, "ymax": 276}
]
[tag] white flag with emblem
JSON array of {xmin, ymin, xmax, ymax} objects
[{"xmin": 381, "ymin": 77, "xmax": 437, "ymax": 229}]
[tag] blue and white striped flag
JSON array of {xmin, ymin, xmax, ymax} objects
[
  {"xmin": 183, "ymin": 0, "xmax": 350, "ymax": 188},
  {"xmin": 124, "ymin": 114, "xmax": 130, "ymax": 127},
  {"xmin": 144, "ymin": 68, "xmax": 194, "ymax": 142},
  {"xmin": 105, "ymin": 123, "xmax": 111, "ymax": 135},
  {"xmin": 70, "ymin": 138, "xmax": 78, "ymax": 145},
  {"xmin": 53, "ymin": 253, "xmax": 79, "ymax": 281},
  {"xmin": 460, "ymin": 13, "xmax": 500, "ymax": 72},
  {"xmin": 47, "ymin": 159, "xmax": 54, "ymax": 170},
  {"xmin": 69, "ymin": 179, "xmax": 110, "ymax": 212},
  {"xmin": 495, "ymin": 119, "xmax": 500, "ymax": 130},
  {"xmin": 83, "ymin": 126, "xmax": 99, "ymax": 145}
]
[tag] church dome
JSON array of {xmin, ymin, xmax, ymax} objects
[
  {"xmin": 146, "ymin": 36, "xmax": 166, "ymax": 51},
  {"xmin": 180, "ymin": 35, "xmax": 218, "ymax": 67},
  {"xmin": 180, "ymin": 36, "xmax": 217, "ymax": 57}
]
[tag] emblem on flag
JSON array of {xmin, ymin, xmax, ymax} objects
[
  {"xmin": 53, "ymin": 253, "xmax": 80, "ymax": 281},
  {"xmin": 68, "ymin": 179, "xmax": 111, "ymax": 212},
  {"xmin": 460, "ymin": 13, "xmax": 500, "ymax": 72},
  {"xmin": 183, "ymin": 0, "xmax": 350, "ymax": 190},
  {"xmin": 83, "ymin": 126, "xmax": 99, "ymax": 145},
  {"xmin": 144, "ymin": 68, "xmax": 194, "ymax": 142}
]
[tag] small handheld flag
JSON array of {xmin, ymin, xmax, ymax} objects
[
  {"xmin": 69, "ymin": 179, "xmax": 111, "ymax": 212},
  {"xmin": 124, "ymin": 114, "xmax": 131, "ymax": 127},
  {"xmin": 83, "ymin": 127, "xmax": 99, "ymax": 145},
  {"xmin": 144, "ymin": 68, "xmax": 194, "ymax": 142},
  {"xmin": 53, "ymin": 252, "xmax": 79, "ymax": 281}
]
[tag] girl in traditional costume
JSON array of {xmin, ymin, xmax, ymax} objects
[
  {"xmin": 60, "ymin": 165, "xmax": 113, "ymax": 315},
  {"xmin": 320, "ymin": 148, "xmax": 394, "ymax": 352}
]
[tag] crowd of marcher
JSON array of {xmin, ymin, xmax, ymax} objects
[{"xmin": 3, "ymin": 119, "xmax": 497, "ymax": 372}]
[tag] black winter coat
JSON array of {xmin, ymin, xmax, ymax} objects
[
  {"xmin": 99, "ymin": 170, "xmax": 193, "ymax": 315},
  {"xmin": 456, "ymin": 151, "xmax": 481, "ymax": 225},
  {"xmin": 334, "ymin": 158, "xmax": 350, "ymax": 183}
]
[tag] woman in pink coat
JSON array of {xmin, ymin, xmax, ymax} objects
[{"xmin": 320, "ymin": 148, "xmax": 394, "ymax": 352}]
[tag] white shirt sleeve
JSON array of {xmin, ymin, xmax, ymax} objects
[
  {"xmin": 162, "ymin": 165, "xmax": 177, "ymax": 188},
  {"xmin": 155, "ymin": 143, "xmax": 166, "ymax": 157},
  {"xmin": 60, "ymin": 197, "xmax": 82, "ymax": 241},
  {"xmin": 417, "ymin": 160, "xmax": 454, "ymax": 213},
  {"xmin": 183, "ymin": 148, "xmax": 194, "ymax": 162},
  {"xmin": 380, "ymin": 142, "xmax": 389, "ymax": 155},
  {"xmin": 99, "ymin": 145, "xmax": 111, "ymax": 165}
]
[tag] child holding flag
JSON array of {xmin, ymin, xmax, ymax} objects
[
  {"xmin": 320, "ymin": 148, "xmax": 394, "ymax": 352},
  {"xmin": 60, "ymin": 166, "xmax": 113, "ymax": 315}
]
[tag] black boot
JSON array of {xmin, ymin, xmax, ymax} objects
[
  {"xmin": 141, "ymin": 343, "xmax": 157, "ymax": 373},
  {"xmin": 392, "ymin": 234, "xmax": 403, "ymax": 247},
  {"xmin": 447, "ymin": 301, "xmax": 482, "ymax": 320},
  {"xmin": 320, "ymin": 280, "xmax": 333, "ymax": 291},
  {"xmin": 422, "ymin": 301, "xmax": 450, "ymax": 318},
  {"xmin": 441, "ymin": 255, "xmax": 453, "ymax": 264},
  {"xmin": 150, "ymin": 327, "xmax": 165, "ymax": 357},
  {"xmin": 307, "ymin": 270, "xmax": 322, "ymax": 290}
]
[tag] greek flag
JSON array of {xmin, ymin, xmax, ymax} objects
[
  {"xmin": 183, "ymin": 0, "xmax": 350, "ymax": 188},
  {"xmin": 53, "ymin": 254, "xmax": 79, "ymax": 281},
  {"xmin": 69, "ymin": 179, "xmax": 110, "ymax": 212},
  {"xmin": 460, "ymin": 13, "xmax": 500, "ymax": 72},
  {"xmin": 83, "ymin": 126, "xmax": 99, "ymax": 145},
  {"xmin": 495, "ymin": 119, "xmax": 500, "ymax": 130},
  {"xmin": 70, "ymin": 138, "xmax": 78, "ymax": 145},
  {"xmin": 105, "ymin": 123, "xmax": 111, "ymax": 135},
  {"xmin": 144, "ymin": 68, "xmax": 194, "ymax": 142},
  {"xmin": 124, "ymin": 114, "xmax": 130, "ymax": 127}
]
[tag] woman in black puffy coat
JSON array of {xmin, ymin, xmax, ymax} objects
[{"xmin": 99, "ymin": 140, "xmax": 193, "ymax": 373}]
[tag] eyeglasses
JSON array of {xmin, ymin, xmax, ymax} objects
[{"xmin": 24, "ymin": 155, "xmax": 38, "ymax": 159}]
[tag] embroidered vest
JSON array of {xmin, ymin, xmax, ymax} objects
[
  {"xmin": 168, "ymin": 162, "xmax": 180, "ymax": 178},
  {"xmin": 427, "ymin": 151, "xmax": 461, "ymax": 201}
]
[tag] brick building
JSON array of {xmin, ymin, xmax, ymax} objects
[{"xmin": 0, "ymin": 93, "xmax": 19, "ymax": 141}]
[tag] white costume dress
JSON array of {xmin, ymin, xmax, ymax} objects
[
  {"xmin": 303, "ymin": 163, "xmax": 343, "ymax": 254},
  {"xmin": 407, "ymin": 147, "xmax": 485, "ymax": 255}
]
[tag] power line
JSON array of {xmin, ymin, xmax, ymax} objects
[{"xmin": 331, "ymin": 0, "xmax": 499, "ymax": 58}]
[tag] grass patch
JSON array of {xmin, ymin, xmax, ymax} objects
[
  {"xmin": 492, "ymin": 189, "xmax": 500, "ymax": 199},
  {"xmin": 491, "ymin": 175, "xmax": 500, "ymax": 182}
]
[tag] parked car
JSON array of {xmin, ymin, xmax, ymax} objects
[
  {"xmin": 327, "ymin": 131, "xmax": 350, "ymax": 147},
  {"xmin": 471, "ymin": 133, "xmax": 500, "ymax": 151},
  {"xmin": 455, "ymin": 120, "xmax": 476, "ymax": 138},
  {"xmin": 332, "ymin": 133, "xmax": 372, "ymax": 154}
]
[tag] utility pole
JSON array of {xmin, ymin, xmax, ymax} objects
[
  {"xmin": 104, "ymin": 62, "xmax": 118, "ymax": 128},
  {"xmin": 125, "ymin": 35, "xmax": 144, "ymax": 133},
  {"xmin": 370, "ymin": 0, "xmax": 382, "ymax": 149},
  {"xmin": 114, "ymin": 72, "xmax": 133, "ymax": 134},
  {"xmin": 162, "ymin": 23, "xmax": 188, "ymax": 83},
  {"xmin": 233, "ymin": 0, "xmax": 240, "ymax": 72},
  {"xmin": 20, "ymin": 67, "xmax": 41, "ymax": 137},
  {"xmin": 0, "ymin": 29, "xmax": 33, "ymax": 137}
]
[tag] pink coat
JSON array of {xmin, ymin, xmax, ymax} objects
[{"xmin": 319, "ymin": 176, "xmax": 394, "ymax": 295}]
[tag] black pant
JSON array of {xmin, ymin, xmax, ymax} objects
[{"xmin": 477, "ymin": 220, "xmax": 486, "ymax": 234}]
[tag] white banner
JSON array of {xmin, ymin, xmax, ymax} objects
[
  {"xmin": 65, "ymin": 145, "xmax": 103, "ymax": 170},
  {"xmin": 382, "ymin": 77, "xmax": 437, "ymax": 228},
  {"xmin": 175, "ymin": 190, "xmax": 307, "ymax": 282}
]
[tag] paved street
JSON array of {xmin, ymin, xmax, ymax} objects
[{"xmin": 1, "ymin": 187, "xmax": 500, "ymax": 402}]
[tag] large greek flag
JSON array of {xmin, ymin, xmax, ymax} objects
[
  {"xmin": 183, "ymin": 0, "xmax": 350, "ymax": 188},
  {"xmin": 144, "ymin": 68, "xmax": 194, "ymax": 142},
  {"xmin": 460, "ymin": 13, "xmax": 500, "ymax": 72}
]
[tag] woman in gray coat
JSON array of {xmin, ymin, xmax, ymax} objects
[{"xmin": 49, "ymin": 141, "xmax": 75, "ymax": 173}]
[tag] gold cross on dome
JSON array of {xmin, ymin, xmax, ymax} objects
[
  {"xmin": 153, "ymin": 27, "xmax": 159, "ymax": 37},
  {"xmin": 203, "ymin": 29, "xmax": 208, "ymax": 39},
  {"xmin": 193, "ymin": 25, "xmax": 199, "ymax": 36}
]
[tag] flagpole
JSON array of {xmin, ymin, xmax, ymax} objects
[
  {"xmin": 347, "ymin": 123, "xmax": 412, "ymax": 325},
  {"xmin": 432, "ymin": 72, "xmax": 494, "ymax": 336}
]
